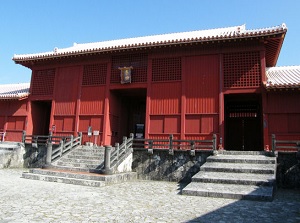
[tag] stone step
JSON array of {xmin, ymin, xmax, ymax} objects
[
  {"xmin": 207, "ymin": 154, "xmax": 276, "ymax": 164},
  {"xmin": 192, "ymin": 171, "xmax": 275, "ymax": 186},
  {"xmin": 22, "ymin": 168, "xmax": 137, "ymax": 187},
  {"xmin": 217, "ymin": 150, "xmax": 268, "ymax": 155},
  {"xmin": 55, "ymin": 161, "xmax": 101, "ymax": 169},
  {"xmin": 66, "ymin": 154, "xmax": 104, "ymax": 160},
  {"xmin": 58, "ymin": 157, "xmax": 101, "ymax": 164},
  {"xmin": 201, "ymin": 162, "xmax": 275, "ymax": 174},
  {"xmin": 182, "ymin": 182, "xmax": 274, "ymax": 201},
  {"xmin": 30, "ymin": 168, "xmax": 107, "ymax": 181},
  {"xmin": 70, "ymin": 150, "xmax": 105, "ymax": 156},
  {"xmin": 22, "ymin": 172, "xmax": 106, "ymax": 187},
  {"xmin": 45, "ymin": 164, "xmax": 95, "ymax": 172}
]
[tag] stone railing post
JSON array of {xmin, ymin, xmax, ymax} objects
[
  {"xmin": 22, "ymin": 131, "xmax": 26, "ymax": 144},
  {"xmin": 104, "ymin": 146, "xmax": 113, "ymax": 175},
  {"xmin": 46, "ymin": 139, "xmax": 53, "ymax": 165},
  {"xmin": 115, "ymin": 143, "xmax": 120, "ymax": 160},
  {"xmin": 169, "ymin": 134, "xmax": 174, "ymax": 155},
  {"xmin": 60, "ymin": 140, "xmax": 64, "ymax": 157},
  {"xmin": 271, "ymin": 134, "xmax": 276, "ymax": 154},
  {"xmin": 70, "ymin": 135, "xmax": 74, "ymax": 148},
  {"xmin": 78, "ymin": 132, "xmax": 82, "ymax": 144},
  {"xmin": 212, "ymin": 134, "xmax": 217, "ymax": 151},
  {"xmin": 123, "ymin": 136, "xmax": 127, "ymax": 152}
]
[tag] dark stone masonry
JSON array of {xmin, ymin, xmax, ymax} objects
[{"xmin": 132, "ymin": 149, "xmax": 211, "ymax": 183}]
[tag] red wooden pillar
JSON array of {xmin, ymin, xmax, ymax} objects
[
  {"xmin": 219, "ymin": 54, "xmax": 224, "ymax": 148},
  {"xmin": 145, "ymin": 57, "xmax": 152, "ymax": 139},
  {"xmin": 260, "ymin": 50, "xmax": 269, "ymax": 148},
  {"xmin": 181, "ymin": 56, "xmax": 186, "ymax": 140},
  {"xmin": 74, "ymin": 65, "xmax": 83, "ymax": 135},
  {"xmin": 102, "ymin": 62, "xmax": 112, "ymax": 145},
  {"xmin": 49, "ymin": 68, "xmax": 58, "ymax": 135}
]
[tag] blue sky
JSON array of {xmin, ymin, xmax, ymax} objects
[{"xmin": 0, "ymin": 0, "xmax": 299, "ymax": 84}]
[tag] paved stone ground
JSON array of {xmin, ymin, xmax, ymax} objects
[{"xmin": 0, "ymin": 169, "xmax": 300, "ymax": 223}]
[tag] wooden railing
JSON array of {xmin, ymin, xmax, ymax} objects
[
  {"xmin": 272, "ymin": 134, "xmax": 300, "ymax": 153},
  {"xmin": 49, "ymin": 133, "xmax": 82, "ymax": 163},
  {"xmin": 22, "ymin": 131, "xmax": 82, "ymax": 164},
  {"xmin": 133, "ymin": 134, "xmax": 217, "ymax": 155},
  {"xmin": 103, "ymin": 133, "xmax": 134, "ymax": 174},
  {"xmin": 22, "ymin": 131, "xmax": 73, "ymax": 146}
]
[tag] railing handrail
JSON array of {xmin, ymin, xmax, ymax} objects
[
  {"xmin": 133, "ymin": 134, "xmax": 217, "ymax": 151},
  {"xmin": 22, "ymin": 132, "xmax": 72, "ymax": 145},
  {"xmin": 272, "ymin": 134, "xmax": 300, "ymax": 153},
  {"xmin": 104, "ymin": 133, "xmax": 134, "ymax": 174},
  {"xmin": 49, "ymin": 133, "xmax": 82, "ymax": 163}
]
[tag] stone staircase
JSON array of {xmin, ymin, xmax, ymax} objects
[
  {"xmin": 22, "ymin": 145, "xmax": 137, "ymax": 187},
  {"xmin": 182, "ymin": 151, "xmax": 277, "ymax": 201}
]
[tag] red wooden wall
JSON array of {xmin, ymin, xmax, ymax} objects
[
  {"xmin": 0, "ymin": 100, "xmax": 28, "ymax": 141},
  {"xmin": 184, "ymin": 55, "xmax": 219, "ymax": 140},
  {"xmin": 148, "ymin": 54, "xmax": 219, "ymax": 141},
  {"xmin": 265, "ymin": 91, "xmax": 300, "ymax": 142},
  {"xmin": 52, "ymin": 66, "xmax": 80, "ymax": 136}
]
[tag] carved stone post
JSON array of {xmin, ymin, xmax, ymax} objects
[
  {"xmin": 104, "ymin": 146, "xmax": 113, "ymax": 175},
  {"xmin": 46, "ymin": 139, "xmax": 53, "ymax": 165}
]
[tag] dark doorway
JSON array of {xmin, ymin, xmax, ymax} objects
[
  {"xmin": 110, "ymin": 88, "xmax": 146, "ymax": 144},
  {"xmin": 31, "ymin": 101, "xmax": 52, "ymax": 135},
  {"xmin": 225, "ymin": 94, "xmax": 263, "ymax": 151}
]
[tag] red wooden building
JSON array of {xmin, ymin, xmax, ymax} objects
[
  {"xmin": 0, "ymin": 83, "xmax": 30, "ymax": 141},
  {"xmin": 11, "ymin": 23, "xmax": 300, "ymax": 150}
]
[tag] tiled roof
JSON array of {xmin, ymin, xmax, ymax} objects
[
  {"xmin": 0, "ymin": 83, "xmax": 30, "ymax": 100},
  {"xmin": 265, "ymin": 66, "xmax": 300, "ymax": 89},
  {"xmin": 12, "ymin": 23, "xmax": 287, "ymax": 62}
]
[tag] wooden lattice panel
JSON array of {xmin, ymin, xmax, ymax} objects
[
  {"xmin": 111, "ymin": 53, "xmax": 147, "ymax": 83},
  {"xmin": 82, "ymin": 63, "xmax": 107, "ymax": 86},
  {"xmin": 152, "ymin": 57, "xmax": 181, "ymax": 82},
  {"xmin": 31, "ymin": 69, "xmax": 55, "ymax": 95},
  {"xmin": 223, "ymin": 52, "xmax": 261, "ymax": 88}
]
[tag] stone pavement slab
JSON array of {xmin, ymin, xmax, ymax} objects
[{"xmin": 0, "ymin": 168, "xmax": 300, "ymax": 223}]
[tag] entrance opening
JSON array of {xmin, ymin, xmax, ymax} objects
[
  {"xmin": 31, "ymin": 101, "xmax": 52, "ymax": 135},
  {"xmin": 110, "ymin": 88, "xmax": 146, "ymax": 144},
  {"xmin": 225, "ymin": 94, "xmax": 263, "ymax": 151}
]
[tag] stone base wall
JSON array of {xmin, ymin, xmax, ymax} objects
[
  {"xmin": 132, "ymin": 149, "xmax": 212, "ymax": 183},
  {"xmin": 0, "ymin": 143, "xmax": 25, "ymax": 168},
  {"xmin": 23, "ymin": 144, "xmax": 47, "ymax": 168},
  {"xmin": 133, "ymin": 149, "xmax": 300, "ymax": 188},
  {"xmin": 277, "ymin": 152, "xmax": 300, "ymax": 188}
]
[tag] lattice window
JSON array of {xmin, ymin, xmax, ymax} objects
[
  {"xmin": 111, "ymin": 53, "xmax": 148, "ymax": 83},
  {"xmin": 82, "ymin": 63, "xmax": 107, "ymax": 86},
  {"xmin": 152, "ymin": 57, "xmax": 181, "ymax": 82},
  {"xmin": 223, "ymin": 52, "xmax": 261, "ymax": 88},
  {"xmin": 227, "ymin": 104, "xmax": 259, "ymax": 118},
  {"xmin": 31, "ymin": 69, "xmax": 55, "ymax": 95}
]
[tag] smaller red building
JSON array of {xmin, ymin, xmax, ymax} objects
[{"xmin": 0, "ymin": 83, "xmax": 30, "ymax": 142}]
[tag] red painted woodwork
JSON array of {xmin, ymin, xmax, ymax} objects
[
  {"xmin": 5, "ymin": 34, "xmax": 299, "ymax": 151},
  {"xmin": 80, "ymin": 86, "xmax": 105, "ymax": 114},
  {"xmin": 223, "ymin": 51, "xmax": 261, "ymax": 88},
  {"xmin": 31, "ymin": 69, "xmax": 55, "ymax": 97},
  {"xmin": 150, "ymin": 82, "xmax": 181, "ymax": 114}
]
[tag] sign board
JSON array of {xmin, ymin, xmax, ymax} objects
[
  {"xmin": 93, "ymin": 130, "xmax": 99, "ymax": 136},
  {"xmin": 119, "ymin": 66, "xmax": 133, "ymax": 84}
]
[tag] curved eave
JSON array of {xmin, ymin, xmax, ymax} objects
[
  {"xmin": 264, "ymin": 84, "xmax": 300, "ymax": 90},
  {"xmin": 0, "ymin": 94, "xmax": 29, "ymax": 101},
  {"xmin": 13, "ymin": 27, "xmax": 287, "ymax": 67}
]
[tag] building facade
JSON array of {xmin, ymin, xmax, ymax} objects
[
  {"xmin": 0, "ymin": 83, "xmax": 30, "ymax": 141},
  {"xmin": 10, "ymin": 23, "xmax": 300, "ymax": 150}
]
